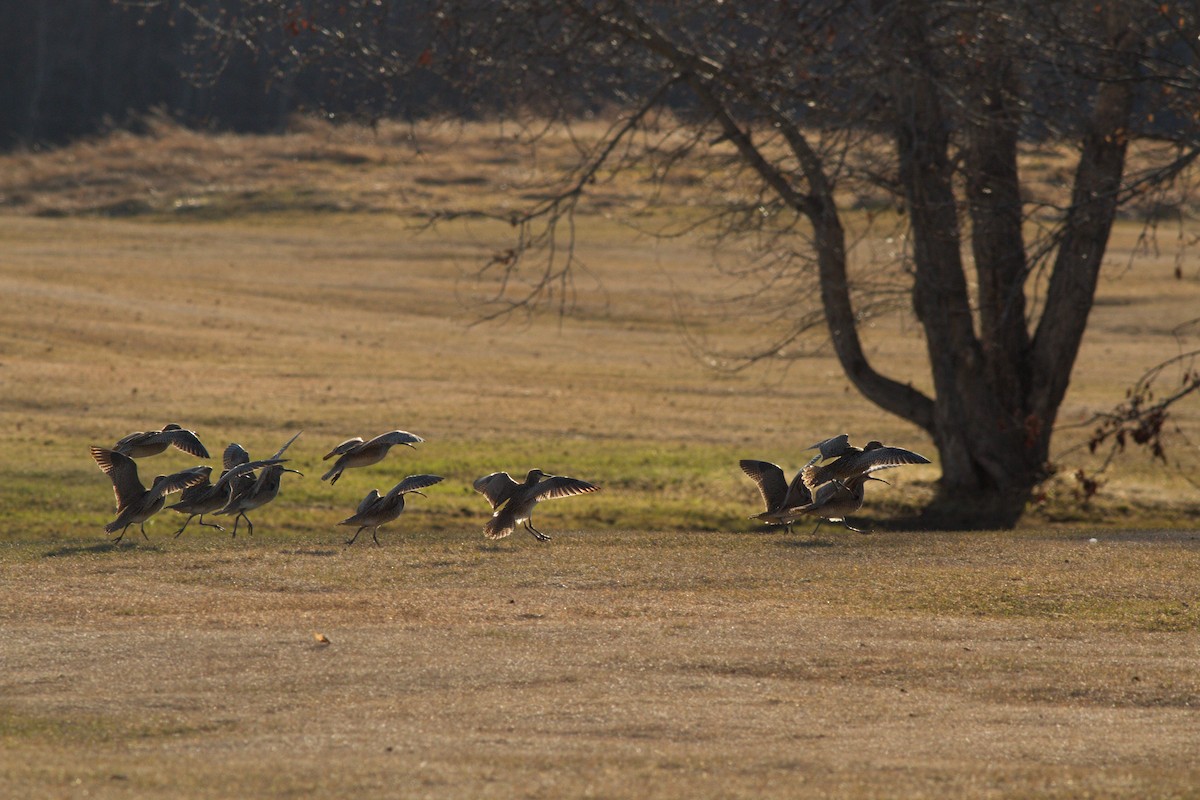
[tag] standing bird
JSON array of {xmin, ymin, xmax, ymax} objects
[
  {"xmin": 339, "ymin": 474, "xmax": 444, "ymax": 546},
  {"xmin": 801, "ymin": 436, "xmax": 931, "ymax": 488},
  {"xmin": 112, "ymin": 423, "xmax": 210, "ymax": 459},
  {"xmin": 739, "ymin": 457, "xmax": 821, "ymax": 533},
  {"xmin": 473, "ymin": 468, "xmax": 599, "ymax": 541},
  {"xmin": 320, "ymin": 430, "xmax": 423, "ymax": 485},
  {"xmin": 216, "ymin": 432, "xmax": 303, "ymax": 538},
  {"xmin": 90, "ymin": 446, "xmax": 210, "ymax": 542},
  {"xmin": 758, "ymin": 473, "xmax": 890, "ymax": 534}
]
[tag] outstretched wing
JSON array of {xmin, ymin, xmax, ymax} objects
[
  {"xmin": 806, "ymin": 444, "xmax": 931, "ymax": 487},
  {"xmin": 268, "ymin": 431, "xmax": 303, "ymax": 461},
  {"xmin": 150, "ymin": 467, "xmax": 212, "ymax": 500},
  {"xmin": 473, "ymin": 472, "xmax": 520, "ymax": 509},
  {"xmin": 369, "ymin": 430, "xmax": 424, "ymax": 449},
  {"xmin": 164, "ymin": 427, "xmax": 210, "ymax": 459},
  {"xmin": 91, "ymin": 446, "xmax": 145, "ymax": 510},
  {"xmin": 391, "ymin": 474, "xmax": 444, "ymax": 496},
  {"xmin": 224, "ymin": 442, "xmax": 251, "ymax": 471},
  {"xmin": 739, "ymin": 460, "xmax": 788, "ymax": 512},
  {"xmin": 531, "ymin": 476, "xmax": 599, "ymax": 503}
]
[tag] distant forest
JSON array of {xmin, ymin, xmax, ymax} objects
[
  {"xmin": 2, "ymin": 1, "xmax": 1193, "ymax": 150},
  {"xmin": 1, "ymin": 1, "xmax": 446, "ymax": 148}
]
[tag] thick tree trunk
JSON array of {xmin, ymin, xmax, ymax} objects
[{"xmin": 881, "ymin": 0, "xmax": 1049, "ymax": 526}]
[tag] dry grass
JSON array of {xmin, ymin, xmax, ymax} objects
[{"xmin": 1, "ymin": 119, "xmax": 1199, "ymax": 798}]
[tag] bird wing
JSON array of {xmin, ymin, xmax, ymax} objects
[
  {"xmin": 857, "ymin": 445, "xmax": 932, "ymax": 474},
  {"xmin": 354, "ymin": 489, "xmax": 383, "ymax": 515},
  {"xmin": 370, "ymin": 430, "xmax": 424, "ymax": 449},
  {"xmin": 805, "ymin": 444, "xmax": 931, "ymax": 487},
  {"xmin": 268, "ymin": 431, "xmax": 303, "ymax": 461},
  {"xmin": 323, "ymin": 437, "xmax": 363, "ymax": 460},
  {"xmin": 165, "ymin": 427, "xmax": 210, "ymax": 459},
  {"xmin": 392, "ymin": 474, "xmax": 444, "ymax": 496},
  {"xmin": 224, "ymin": 442, "xmax": 251, "ymax": 471},
  {"xmin": 806, "ymin": 434, "xmax": 855, "ymax": 461},
  {"xmin": 112, "ymin": 431, "xmax": 152, "ymax": 454},
  {"xmin": 473, "ymin": 472, "xmax": 520, "ymax": 509},
  {"xmin": 91, "ymin": 446, "xmax": 145, "ymax": 510},
  {"xmin": 531, "ymin": 476, "xmax": 599, "ymax": 503},
  {"xmin": 739, "ymin": 460, "xmax": 788, "ymax": 511},
  {"xmin": 150, "ymin": 467, "xmax": 212, "ymax": 500}
]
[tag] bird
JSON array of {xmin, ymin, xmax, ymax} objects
[
  {"xmin": 90, "ymin": 446, "xmax": 210, "ymax": 542},
  {"xmin": 215, "ymin": 432, "xmax": 303, "ymax": 538},
  {"xmin": 168, "ymin": 453, "xmax": 290, "ymax": 537},
  {"xmin": 473, "ymin": 468, "xmax": 599, "ymax": 541},
  {"xmin": 801, "ymin": 435, "xmax": 931, "ymax": 488},
  {"xmin": 320, "ymin": 430, "xmax": 423, "ymax": 485},
  {"xmin": 749, "ymin": 435, "xmax": 930, "ymax": 535},
  {"xmin": 739, "ymin": 456, "xmax": 820, "ymax": 533},
  {"xmin": 757, "ymin": 473, "xmax": 890, "ymax": 534},
  {"xmin": 112, "ymin": 423, "xmax": 210, "ymax": 459},
  {"xmin": 338, "ymin": 474, "xmax": 444, "ymax": 546}
]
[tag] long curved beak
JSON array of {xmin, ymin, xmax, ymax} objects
[
  {"xmin": 282, "ymin": 468, "xmax": 304, "ymax": 476},
  {"xmin": 866, "ymin": 476, "xmax": 890, "ymax": 485}
]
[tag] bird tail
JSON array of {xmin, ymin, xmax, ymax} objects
[{"xmin": 483, "ymin": 513, "xmax": 514, "ymax": 539}]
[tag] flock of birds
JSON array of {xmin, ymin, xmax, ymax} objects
[{"xmin": 88, "ymin": 424, "xmax": 930, "ymax": 546}]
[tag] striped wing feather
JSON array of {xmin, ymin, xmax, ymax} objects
[{"xmin": 532, "ymin": 477, "xmax": 598, "ymax": 502}]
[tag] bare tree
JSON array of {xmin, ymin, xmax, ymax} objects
[{"xmin": 161, "ymin": 0, "xmax": 1200, "ymax": 526}]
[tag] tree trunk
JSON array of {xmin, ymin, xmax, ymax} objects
[{"xmin": 881, "ymin": 0, "xmax": 1045, "ymax": 526}]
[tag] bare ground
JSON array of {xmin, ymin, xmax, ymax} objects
[{"xmin": 4, "ymin": 529, "xmax": 1199, "ymax": 799}]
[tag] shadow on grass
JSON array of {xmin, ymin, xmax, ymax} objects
[
  {"xmin": 773, "ymin": 538, "xmax": 837, "ymax": 549},
  {"xmin": 43, "ymin": 541, "xmax": 163, "ymax": 558},
  {"xmin": 477, "ymin": 543, "xmax": 520, "ymax": 553},
  {"xmin": 278, "ymin": 548, "xmax": 341, "ymax": 557}
]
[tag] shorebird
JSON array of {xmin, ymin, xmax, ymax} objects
[
  {"xmin": 758, "ymin": 473, "xmax": 889, "ymax": 534},
  {"xmin": 215, "ymin": 432, "xmax": 303, "ymax": 537},
  {"xmin": 168, "ymin": 452, "xmax": 290, "ymax": 537},
  {"xmin": 339, "ymin": 474, "xmax": 444, "ymax": 546},
  {"xmin": 739, "ymin": 457, "xmax": 820, "ymax": 532},
  {"xmin": 473, "ymin": 469, "xmax": 599, "ymax": 541},
  {"xmin": 802, "ymin": 435, "xmax": 931, "ymax": 488},
  {"xmin": 320, "ymin": 430, "xmax": 423, "ymax": 485},
  {"xmin": 747, "ymin": 435, "xmax": 930, "ymax": 534},
  {"xmin": 112, "ymin": 423, "xmax": 210, "ymax": 459},
  {"xmin": 90, "ymin": 446, "xmax": 210, "ymax": 542}
]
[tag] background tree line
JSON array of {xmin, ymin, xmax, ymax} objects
[{"xmin": 4, "ymin": 1, "xmax": 1196, "ymax": 148}]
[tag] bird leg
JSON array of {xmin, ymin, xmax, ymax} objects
[
  {"xmin": 810, "ymin": 520, "xmax": 824, "ymax": 536},
  {"xmin": 173, "ymin": 516, "xmax": 195, "ymax": 538},
  {"xmin": 111, "ymin": 525, "xmax": 131, "ymax": 544},
  {"xmin": 139, "ymin": 523, "xmax": 150, "ymax": 541},
  {"xmin": 524, "ymin": 522, "xmax": 551, "ymax": 542},
  {"xmin": 371, "ymin": 528, "xmax": 382, "ymax": 547},
  {"xmin": 345, "ymin": 526, "xmax": 366, "ymax": 546},
  {"xmin": 196, "ymin": 515, "xmax": 224, "ymax": 532},
  {"xmin": 229, "ymin": 512, "xmax": 252, "ymax": 538}
]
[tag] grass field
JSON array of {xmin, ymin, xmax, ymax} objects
[{"xmin": 1, "ymin": 119, "xmax": 1199, "ymax": 798}]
